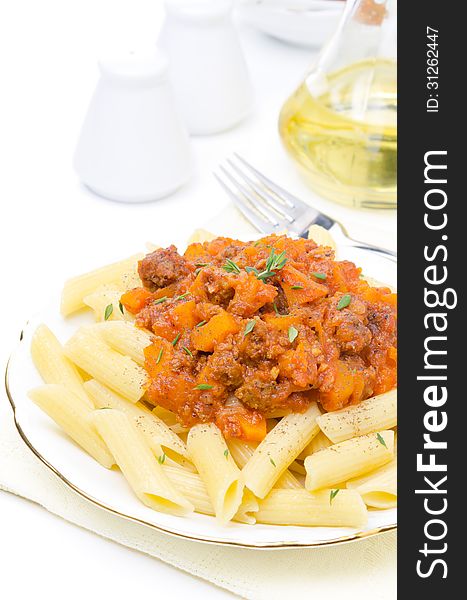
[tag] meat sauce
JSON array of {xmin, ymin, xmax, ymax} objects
[{"xmin": 121, "ymin": 235, "xmax": 397, "ymax": 442}]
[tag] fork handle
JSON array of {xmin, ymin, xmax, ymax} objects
[{"xmin": 325, "ymin": 222, "xmax": 397, "ymax": 263}]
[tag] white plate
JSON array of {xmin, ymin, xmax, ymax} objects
[{"xmin": 5, "ymin": 245, "xmax": 396, "ymax": 548}]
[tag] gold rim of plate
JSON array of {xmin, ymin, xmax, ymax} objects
[{"xmin": 4, "ymin": 328, "xmax": 397, "ymax": 549}]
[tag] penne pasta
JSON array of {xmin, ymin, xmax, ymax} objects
[
  {"xmin": 64, "ymin": 326, "xmax": 146, "ymax": 402},
  {"xmin": 256, "ymin": 488, "xmax": 368, "ymax": 528},
  {"xmin": 61, "ymin": 253, "xmax": 142, "ymax": 316},
  {"xmin": 242, "ymin": 402, "xmax": 321, "ymax": 499},
  {"xmin": 187, "ymin": 423, "xmax": 244, "ymax": 523},
  {"xmin": 28, "ymin": 384, "xmax": 114, "ymax": 468},
  {"xmin": 227, "ymin": 438, "xmax": 301, "ymax": 490},
  {"xmin": 317, "ymin": 389, "xmax": 397, "ymax": 443},
  {"xmin": 307, "ymin": 224, "xmax": 337, "ymax": 252},
  {"xmin": 83, "ymin": 286, "xmax": 132, "ymax": 323},
  {"xmin": 92, "ymin": 409, "xmax": 193, "ymax": 516},
  {"xmin": 93, "ymin": 321, "xmax": 152, "ymax": 366},
  {"xmin": 298, "ymin": 430, "xmax": 333, "ymax": 460},
  {"xmin": 163, "ymin": 465, "xmax": 258, "ymax": 523},
  {"xmin": 83, "ymin": 380, "xmax": 191, "ymax": 466},
  {"xmin": 152, "ymin": 406, "xmax": 190, "ymax": 434},
  {"xmin": 31, "ymin": 324, "xmax": 92, "ymax": 407},
  {"xmin": 347, "ymin": 459, "xmax": 397, "ymax": 509},
  {"xmin": 305, "ymin": 430, "xmax": 395, "ymax": 492}
]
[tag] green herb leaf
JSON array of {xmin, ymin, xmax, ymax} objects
[
  {"xmin": 256, "ymin": 248, "xmax": 287, "ymax": 281},
  {"xmin": 337, "ymin": 293, "xmax": 351, "ymax": 310},
  {"xmin": 158, "ymin": 453, "xmax": 166, "ymax": 464},
  {"xmin": 104, "ymin": 304, "xmax": 113, "ymax": 320},
  {"xmin": 269, "ymin": 457, "xmax": 276, "ymax": 467},
  {"xmin": 182, "ymin": 346, "xmax": 193, "ymax": 358},
  {"xmin": 118, "ymin": 301, "xmax": 125, "ymax": 314},
  {"xmin": 288, "ymin": 325, "xmax": 298, "ymax": 343},
  {"xmin": 195, "ymin": 262, "xmax": 210, "ymax": 268},
  {"xmin": 223, "ymin": 258, "xmax": 241, "ymax": 274},
  {"xmin": 154, "ymin": 296, "xmax": 168, "ymax": 305},
  {"xmin": 376, "ymin": 433, "xmax": 388, "ymax": 448},
  {"xmin": 155, "ymin": 348, "xmax": 163, "ymax": 365},
  {"xmin": 172, "ymin": 332, "xmax": 181, "ymax": 346},
  {"xmin": 243, "ymin": 320, "xmax": 256, "ymax": 337},
  {"xmin": 291, "ymin": 285, "xmax": 303, "ymax": 290},
  {"xmin": 176, "ymin": 292, "xmax": 190, "ymax": 300},
  {"xmin": 312, "ymin": 272, "xmax": 327, "ymax": 280},
  {"xmin": 330, "ymin": 489, "xmax": 340, "ymax": 505},
  {"xmin": 224, "ymin": 449, "xmax": 229, "ymax": 458},
  {"xmin": 245, "ymin": 266, "xmax": 259, "ymax": 275},
  {"xmin": 196, "ymin": 320, "xmax": 207, "ymax": 328},
  {"xmin": 194, "ymin": 384, "xmax": 213, "ymax": 390}
]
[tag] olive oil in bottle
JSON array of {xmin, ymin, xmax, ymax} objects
[{"xmin": 279, "ymin": 58, "xmax": 397, "ymax": 209}]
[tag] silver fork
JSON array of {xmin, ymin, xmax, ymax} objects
[{"xmin": 214, "ymin": 154, "xmax": 396, "ymax": 262}]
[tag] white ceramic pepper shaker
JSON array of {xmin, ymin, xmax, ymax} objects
[
  {"xmin": 159, "ymin": 0, "xmax": 254, "ymax": 135},
  {"xmin": 73, "ymin": 50, "xmax": 192, "ymax": 203}
]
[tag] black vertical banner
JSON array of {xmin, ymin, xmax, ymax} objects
[{"xmin": 398, "ymin": 2, "xmax": 462, "ymax": 596}]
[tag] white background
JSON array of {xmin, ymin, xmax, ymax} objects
[{"xmin": 0, "ymin": 1, "xmax": 396, "ymax": 598}]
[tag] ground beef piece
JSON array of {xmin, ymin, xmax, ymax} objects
[
  {"xmin": 138, "ymin": 245, "xmax": 190, "ymax": 291},
  {"xmin": 207, "ymin": 343, "xmax": 244, "ymax": 389},
  {"xmin": 235, "ymin": 371, "xmax": 292, "ymax": 412}
]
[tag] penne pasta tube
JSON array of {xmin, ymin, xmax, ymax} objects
[
  {"xmin": 187, "ymin": 229, "xmax": 217, "ymax": 244},
  {"xmin": 234, "ymin": 489, "xmax": 259, "ymax": 525},
  {"xmin": 83, "ymin": 287, "xmax": 132, "ymax": 323},
  {"xmin": 347, "ymin": 459, "xmax": 397, "ymax": 509},
  {"xmin": 307, "ymin": 225, "xmax": 337, "ymax": 252},
  {"xmin": 227, "ymin": 438, "xmax": 301, "ymax": 490},
  {"xmin": 92, "ymin": 409, "xmax": 193, "ymax": 516},
  {"xmin": 242, "ymin": 402, "xmax": 321, "ymax": 499},
  {"xmin": 28, "ymin": 384, "xmax": 114, "ymax": 468},
  {"xmin": 305, "ymin": 430, "xmax": 395, "ymax": 492},
  {"xmin": 163, "ymin": 464, "xmax": 258, "ymax": 523},
  {"xmin": 83, "ymin": 380, "xmax": 190, "ymax": 462},
  {"xmin": 93, "ymin": 321, "xmax": 152, "ymax": 366},
  {"xmin": 152, "ymin": 406, "xmax": 190, "ymax": 434},
  {"xmin": 31, "ymin": 324, "xmax": 92, "ymax": 407},
  {"xmin": 187, "ymin": 423, "xmax": 244, "ymax": 523},
  {"xmin": 256, "ymin": 488, "xmax": 368, "ymax": 528},
  {"xmin": 61, "ymin": 253, "xmax": 142, "ymax": 316},
  {"xmin": 317, "ymin": 389, "xmax": 397, "ymax": 443},
  {"xmin": 64, "ymin": 326, "xmax": 146, "ymax": 402},
  {"xmin": 298, "ymin": 430, "xmax": 333, "ymax": 460}
]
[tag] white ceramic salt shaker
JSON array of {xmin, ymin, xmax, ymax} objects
[
  {"xmin": 73, "ymin": 50, "xmax": 192, "ymax": 203},
  {"xmin": 159, "ymin": 0, "xmax": 254, "ymax": 135}
]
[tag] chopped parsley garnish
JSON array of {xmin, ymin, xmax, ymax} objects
[
  {"xmin": 376, "ymin": 433, "xmax": 388, "ymax": 448},
  {"xmin": 224, "ymin": 449, "xmax": 229, "ymax": 458},
  {"xmin": 155, "ymin": 348, "xmax": 163, "ymax": 364},
  {"xmin": 291, "ymin": 285, "xmax": 303, "ymax": 290},
  {"xmin": 337, "ymin": 294, "xmax": 351, "ymax": 310},
  {"xmin": 223, "ymin": 258, "xmax": 241, "ymax": 274},
  {"xmin": 176, "ymin": 292, "xmax": 190, "ymax": 300},
  {"xmin": 312, "ymin": 272, "xmax": 327, "ymax": 280},
  {"xmin": 118, "ymin": 301, "xmax": 124, "ymax": 314},
  {"xmin": 104, "ymin": 304, "xmax": 113, "ymax": 320},
  {"xmin": 158, "ymin": 453, "xmax": 166, "ymax": 464},
  {"xmin": 330, "ymin": 489, "xmax": 340, "ymax": 505},
  {"xmin": 288, "ymin": 325, "xmax": 298, "ymax": 343},
  {"xmin": 195, "ymin": 262, "xmax": 210, "ymax": 268},
  {"xmin": 255, "ymin": 248, "xmax": 287, "ymax": 281},
  {"xmin": 196, "ymin": 320, "xmax": 207, "ymax": 328},
  {"xmin": 154, "ymin": 296, "xmax": 168, "ymax": 305},
  {"xmin": 194, "ymin": 384, "xmax": 213, "ymax": 390},
  {"xmin": 182, "ymin": 346, "xmax": 193, "ymax": 357},
  {"xmin": 172, "ymin": 332, "xmax": 181, "ymax": 346},
  {"xmin": 269, "ymin": 457, "xmax": 276, "ymax": 467},
  {"xmin": 243, "ymin": 320, "xmax": 256, "ymax": 337}
]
